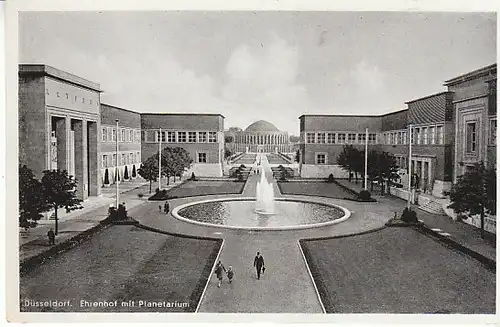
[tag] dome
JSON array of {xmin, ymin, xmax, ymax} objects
[{"xmin": 244, "ymin": 120, "xmax": 280, "ymax": 132}]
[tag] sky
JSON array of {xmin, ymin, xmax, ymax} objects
[{"xmin": 19, "ymin": 11, "xmax": 496, "ymax": 135}]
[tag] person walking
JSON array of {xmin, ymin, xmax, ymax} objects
[
  {"xmin": 227, "ymin": 266, "xmax": 234, "ymax": 284},
  {"xmin": 164, "ymin": 201, "xmax": 170, "ymax": 214},
  {"xmin": 253, "ymin": 252, "xmax": 265, "ymax": 280},
  {"xmin": 47, "ymin": 228, "xmax": 55, "ymax": 246},
  {"xmin": 158, "ymin": 205, "xmax": 162, "ymax": 213},
  {"xmin": 214, "ymin": 261, "xmax": 226, "ymax": 287}
]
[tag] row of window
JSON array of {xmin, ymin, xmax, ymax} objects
[
  {"xmin": 46, "ymin": 88, "xmax": 97, "ymax": 107},
  {"xmin": 144, "ymin": 130, "xmax": 218, "ymax": 144},
  {"xmin": 410, "ymin": 125, "xmax": 444, "ymax": 145},
  {"xmin": 102, "ymin": 126, "xmax": 141, "ymax": 143},
  {"xmin": 306, "ymin": 132, "xmax": 378, "ymax": 145},
  {"xmin": 102, "ymin": 152, "xmax": 141, "ymax": 168}
]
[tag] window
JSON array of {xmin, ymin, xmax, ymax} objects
[
  {"xmin": 121, "ymin": 154, "xmax": 126, "ymax": 165},
  {"xmin": 65, "ymin": 93, "xmax": 69, "ymax": 99},
  {"xmin": 317, "ymin": 133, "xmax": 326, "ymax": 144},
  {"xmin": 135, "ymin": 130, "xmax": 141, "ymax": 143},
  {"xmin": 121, "ymin": 129, "xmax": 125, "ymax": 142},
  {"xmin": 422, "ymin": 127, "xmax": 428, "ymax": 145},
  {"xmin": 102, "ymin": 127, "xmax": 107, "ymax": 142},
  {"xmin": 82, "ymin": 97, "xmax": 85, "ymax": 104},
  {"xmin": 102, "ymin": 155, "xmax": 108, "ymax": 168},
  {"xmin": 466, "ymin": 122, "xmax": 477, "ymax": 153},
  {"xmin": 112, "ymin": 154, "xmax": 117, "ymax": 166},
  {"xmin": 398, "ymin": 132, "xmax": 403, "ymax": 145},
  {"xmin": 145, "ymin": 131, "xmax": 156, "ymax": 143},
  {"xmin": 429, "ymin": 127, "xmax": 435, "ymax": 145},
  {"xmin": 436, "ymin": 125, "xmax": 444, "ymax": 145},
  {"xmin": 160, "ymin": 131, "xmax": 166, "ymax": 142},
  {"xmin": 358, "ymin": 133, "xmax": 366, "ymax": 144},
  {"xmin": 111, "ymin": 128, "xmax": 116, "ymax": 142},
  {"xmin": 137, "ymin": 152, "xmax": 140, "ymax": 163},
  {"xmin": 74, "ymin": 95, "xmax": 78, "ymax": 102},
  {"xmin": 168, "ymin": 131, "xmax": 176, "ymax": 143},
  {"xmin": 129, "ymin": 130, "xmax": 133, "ymax": 142},
  {"xmin": 129, "ymin": 153, "xmax": 133, "ymax": 164},
  {"xmin": 57, "ymin": 92, "xmax": 60, "ymax": 98},
  {"xmin": 415, "ymin": 128, "xmax": 421, "ymax": 145},
  {"xmin": 369, "ymin": 133, "xmax": 377, "ymax": 144},
  {"xmin": 188, "ymin": 132, "xmax": 197, "ymax": 143},
  {"xmin": 198, "ymin": 132, "xmax": 207, "ymax": 143},
  {"xmin": 89, "ymin": 99, "xmax": 92, "ymax": 105},
  {"xmin": 316, "ymin": 153, "xmax": 327, "ymax": 165},
  {"xmin": 306, "ymin": 133, "xmax": 315, "ymax": 143},
  {"xmin": 402, "ymin": 132, "xmax": 407, "ymax": 144},
  {"xmin": 490, "ymin": 119, "xmax": 496, "ymax": 145},
  {"xmin": 208, "ymin": 132, "xmax": 217, "ymax": 143},
  {"xmin": 348, "ymin": 133, "xmax": 356, "ymax": 144},
  {"xmin": 327, "ymin": 133, "xmax": 336, "ymax": 144},
  {"xmin": 178, "ymin": 132, "xmax": 187, "ymax": 143},
  {"xmin": 198, "ymin": 152, "xmax": 207, "ymax": 163},
  {"xmin": 338, "ymin": 133, "xmax": 346, "ymax": 144}
]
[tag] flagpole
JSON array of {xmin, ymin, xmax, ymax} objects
[
  {"xmin": 115, "ymin": 119, "xmax": 119, "ymax": 209},
  {"xmin": 364, "ymin": 127, "xmax": 368, "ymax": 190},
  {"xmin": 158, "ymin": 128, "xmax": 162, "ymax": 191},
  {"xmin": 407, "ymin": 124, "xmax": 412, "ymax": 209}
]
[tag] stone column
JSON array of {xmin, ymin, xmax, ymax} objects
[
  {"xmin": 55, "ymin": 116, "xmax": 70, "ymax": 172},
  {"xmin": 73, "ymin": 120, "xmax": 88, "ymax": 200},
  {"xmin": 88, "ymin": 121, "xmax": 100, "ymax": 196}
]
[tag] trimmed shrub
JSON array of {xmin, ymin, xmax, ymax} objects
[
  {"xmin": 280, "ymin": 172, "xmax": 287, "ymax": 181},
  {"xmin": 237, "ymin": 173, "xmax": 244, "ymax": 181},
  {"xmin": 103, "ymin": 168, "xmax": 110, "ymax": 185},
  {"xmin": 138, "ymin": 193, "xmax": 144, "ymax": 199},
  {"xmin": 239, "ymin": 164, "xmax": 246, "ymax": 169},
  {"xmin": 132, "ymin": 165, "xmax": 137, "ymax": 178},
  {"xmin": 358, "ymin": 190, "xmax": 372, "ymax": 201},
  {"xmin": 401, "ymin": 208, "xmax": 418, "ymax": 223},
  {"xmin": 326, "ymin": 173, "xmax": 335, "ymax": 183},
  {"xmin": 124, "ymin": 166, "xmax": 129, "ymax": 180}
]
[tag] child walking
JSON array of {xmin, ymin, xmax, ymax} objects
[
  {"xmin": 214, "ymin": 261, "xmax": 226, "ymax": 288},
  {"xmin": 227, "ymin": 266, "xmax": 234, "ymax": 284}
]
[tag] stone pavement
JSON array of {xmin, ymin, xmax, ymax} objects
[
  {"xmin": 336, "ymin": 179, "xmax": 496, "ymax": 262},
  {"xmin": 19, "ymin": 178, "xmax": 183, "ymax": 262}
]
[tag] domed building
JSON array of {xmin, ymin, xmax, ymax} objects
[{"xmin": 228, "ymin": 120, "xmax": 291, "ymax": 153}]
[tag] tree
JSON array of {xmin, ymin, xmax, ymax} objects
[
  {"xmin": 132, "ymin": 165, "xmax": 137, "ymax": 178},
  {"xmin": 124, "ymin": 165, "xmax": 129, "ymax": 180},
  {"xmin": 365, "ymin": 150, "xmax": 398, "ymax": 193},
  {"xmin": 170, "ymin": 147, "xmax": 193, "ymax": 182},
  {"xmin": 295, "ymin": 150, "xmax": 300, "ymax": 163},
  {"xmin": 41, "ymin": 170, "xmax": 82, "ymax": 235},
  {"xmin": 19, "ymin": 165, "xmax": 50, "ymax": 228},
  {"xmin": 289, "ymin": 135, "xmax": 300, "ymax": 143},
  {"xmin": 446, "ymin": 163, "xmax": 496, "ymax": 239},
  {"xmin": 224, "ymin": 135, "xmax": 234, "ymax": 143},
  {"xmin": 138, "ymin": 156, "xmax": 158, "ymax": 193},
  {"xmin": 227, "ymin": 127, "xmax": 242, "ymax": 133},
  {"xmin": 337, "ymin": 145, "xmax": 362, "ymax": 182},
  {"xmin": 103, "ymin": 168, "xmax": 110, "ymax": 185}
]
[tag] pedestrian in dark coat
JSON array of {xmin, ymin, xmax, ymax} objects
[
  {"xmin": 47, "ymin": 228, "xmax": 55, "ymax": 246},
  {"xmin": 253, "ymin": 252, "xmax": 265, "ymax": 280},
  {"xmin": 164, "ymin": 201, "xmax": 170, "ymax": 214},
  {"xmin": 214, "ymin": 261, "xmax": 226, "ymax": 287}
]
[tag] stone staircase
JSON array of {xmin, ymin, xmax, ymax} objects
[{"xmin": 418, "ymin": 198, "xmax": 446, "ymax": 215}]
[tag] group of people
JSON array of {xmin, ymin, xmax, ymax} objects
[
  {"xmin": 214, "ymin": 252, "xmax": 265, "ymax": 288},
  {"xmin": 159, "ymin": 201, "xmax": 170, "ymax": 214}
]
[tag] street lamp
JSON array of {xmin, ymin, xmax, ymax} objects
[
  {"xmin": 115, "ymin": 119, "xmax": 119, "ymax": 209},
  {"xmin": 364, "ymin": 127, "xmax": 368, "ymax": 190},
  {"xmin": 158, "ymin": 127, "xmax": 162, "ymax": 191},
  {"xmin": 407, "ymin": 124, "xmax": 413, "ymax": 209}
]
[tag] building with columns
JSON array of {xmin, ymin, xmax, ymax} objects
[
  {"xmin": 228, "ymin": 120, "xmax": 292, "ymax": 153},
  {"xmin": 19, "ymin": 64, "xmax": 102, "ymax": 200}
]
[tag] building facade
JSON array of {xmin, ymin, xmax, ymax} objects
[
  {"xmin": 19, "ymin": 64, "xmax": 102, "ymax": 200},
  {"xmin": 141, "ymin": 114, "xmax": 225, "ymax": 177},
  {"xmin": 228, "ymin": 120, "xmax": 292, "ymax": 153}
]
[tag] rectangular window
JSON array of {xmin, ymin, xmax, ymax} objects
[
  {"xmin": 178, "ymin": 132, "xmax": 187, "ymax": 143},
  {"xmin": 398, "ymin": 132, "xmax": 403, "ymax": 145},
  {"xmin": 102, "ymin": 155, "xmax": 108, "ymax": 168},
  {"xmin": 120, "ymin": 154, "xmax": 125, "ymax": 165},
  {"xmin": 306, "ymin": 133, "xmax": 316, "ymax": 144},
  {"xmin": 389, "ymin": 133, "xmax": 393, "ymax": 145},
  {"xmin": 327, "ymin": 133, "xmax": 336, "ymax": 144},
  {"xmin": 167, "ymin": 131, "xmax": 176, "ymax": 143},
  {"xmin": 338, "ymin": 133, "xmax": 346, "ymax": 144},
  {"xmin": 198, "ymin": 132, "xmax": 207, "ymax": 143},
  {"xmin": 429, "ymin": 127, "xmax": 435, "ymax": 145},
  {"xmin": 466, "ymin": 122, "xmax": 477, "ymax": 153},
  {"xmin": 490, "ymin": 119, "xmax": 496, "ymax": 145},
  {"xmin": 402, "ymin": 132, "xmax": 407, "ymax": 145},
  {"xmin": 112, "ymin": 128, "xmax": 116, "ymax": 142},
  {"xmin": 348, "ymin": 133, "xmax": 356, "ymax": 144},
  {"xmin": 436, "ymin": 125, "xmax": 444, "ymax": 145},
  {"xmin": 317, "ymin": 133, "xmax": 326, "ymax": 144},
  {"xmin": 415, "ymin": 128, "xmax": 421, "ymax": 145},
  {"xmin": 112, "ymin": 154, "xmax": 117, "ymax": 166},
  {"xmin": 101, "ymin": 127, "xmax": 107, "ymax": 142},
  {"xmin": 129, "ymin": 130, "xmax": 133, "ymax": 142},
  {"xmin": 369, "ymin": 133, "xmax": 377, "ymax": 144},
  {"xmin": 208, "ymin": 132, "xmax": 217, "ymax": 143},
  {"xmin": 136, "ymin": 130, "xmax": 141, "ymax": 143},
  {"xmin": 422, "ymin": 127, "xmax": 428, "ymax": 145},
  {"xmin": 145, "ymin": 131, "xmax": 155, "ymax": 143},
  {"xmin": 129, "ymin": 153, "xmax": 133, "ymax": 164},
  {"xmin": 188, "ymin": 132, "xmax": 197, "ymax": 143},
  {"xmin": 120, "ymin": 129, "xmax": 125, "ymax": 142},
  {"xmin": 358, "ymin": 133, "xmax": 366, "ymax": 144},
  {"xmin": 198, "ymin": 152, "xmax": 207, "ymax": 163},
  {"xmin": 316, "ymin": 153, "xmax": 326, "ymax": 165}
]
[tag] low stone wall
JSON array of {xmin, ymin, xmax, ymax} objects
[
  {"xmin": 185, "ymin": 163, "xmax": 223, "ymax": 178},
  {"xmin": 300, "ymin": 164, "xmax": 349, "ymax": 179}
]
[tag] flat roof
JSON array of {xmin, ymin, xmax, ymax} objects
[
  {"xmin": 19, "ymin": 64, "xmax": 102, "ymax": 92},
  {"xmin": 101, "ymin": 103, "xmax": 141, "ymax": 115},
  {"xmin": 405, "ymin": 91, "xmax": 452, "ymax": 104},
  {"xmin": 141, "ymin": 113, "xmax": 225, "ymax": 118},
  {"xmin": 299, "ymin": 109, "xmax": 407, "ymax": 119},
  {"xmin": 444, "ymin": 63, "xmax": 497, "ymax": 86}
]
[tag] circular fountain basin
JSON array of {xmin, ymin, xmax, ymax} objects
[{"xmin": 172, "ymin": 197, "xmax": 351, "ymax": 231}]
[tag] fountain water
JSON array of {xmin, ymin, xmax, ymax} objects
[{"xmin": 254, "ymin": 155, "xmax": 275, "ymax": 215}]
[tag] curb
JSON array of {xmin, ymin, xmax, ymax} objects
[
  {"xmin": 195, "ymin": 239, "xmax": 225, "ymax": 312},
  {"xmin": 147, "ymin": 179, "xmax": 247, "ymax": 201}
]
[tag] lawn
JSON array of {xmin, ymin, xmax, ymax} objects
[
  {"xmin": 266, "ymin": 153, "xmax": 291, "ymax": 164},
  {"xmin": 278, "ymin": 181, "xmax": 357, "ymax": 200},
  {"xmin": 232, "ymin": 153, "xmax": 257, "ymax": 165},
  {"xmin": 20, "ymin": 225, "xmax": 221, "ymax": 312},
  {"xmin": 301, "ymin": 227, "xmax": 496, "ymax": 314},
  {"xmin": 165, "ymin": 180, "xmax": 246, "ymax": 198}
]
